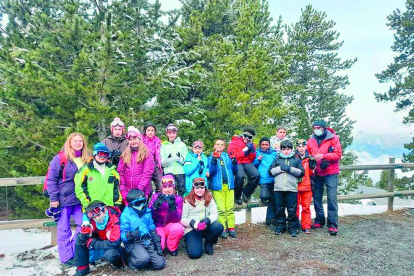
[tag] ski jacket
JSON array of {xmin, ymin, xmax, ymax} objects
[
  {"xmin": 74, "ymin": 160, "xmax": 122, "ymax": 208},
  {"xmin": 253, "ymin": 148, "xmax": 278, "ymax": 184},
  {"xmin": 227, "ymin": 135, "xmax": 256, "ymax": 164},
  {"xmin": 149, "ymin": 193, "xmax": 183, "ymax": 227},
  {"xmin": 207, "ymin": 152, "xmax": 237, "ymax": 190},
  {"xmin": 120, "ymin": 206, "xmax": 156, "ymax": 245},
  {"xmin": 307, "ymin": 128, "xmax": 342, "ymax": 176},
  {"xmin": 295, "ymin": 151, "xmax": 315, "ymax": 192},
  {"xmin": 46, "ymin": 153, "xmax": 82, "ymax": 206},
  {"xmin": 268, "ymin": 154, "xmax": 304, "ymax": 192},
  {"xmin": 142, "ymin": 135, "xmax": 163, "ymax": 172},
  {"xmin": 89, "ymin": 206, "xmax": 122, "ymax": 250},
  {"xmin": 181, "ymin": 197, "xmax": 219, "ymax": 235},
  {"xmin": 160, "ymin": 137, "xmax": 188, "ymax": 175},
  {"xmin": 183, "ymin": 152, "xmax": 209, "ymax": 194},
  {"xmin": 102, "ymin": 135, "xmax": 128, "ymax": 153},
  {"xmin": 117, "ymin": 150, "xmax": 155, "ymax": 198}
]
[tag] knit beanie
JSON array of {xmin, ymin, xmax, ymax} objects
[
  {"xmin": 126, "ymin": 126, "xmax": 141, "ymax": 139},
  {"xmin": 166, "ymin": 123, "xmax": 178, "ymax": 132},
  {"xmin": 110, "ymin": 117, "xmax": 125, "ymax": 134},
  {"xmin": 312, "ymin": 119, "xmax": 327, "ymax": 129}
]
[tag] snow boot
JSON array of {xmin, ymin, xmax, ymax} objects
[
  {"xmin": 328, "ymin": 227, "xmax": 338, "ymax": 236},
  {"xmin": 204, "ymin": 243, "xmax": 214, "ymax": 255}
]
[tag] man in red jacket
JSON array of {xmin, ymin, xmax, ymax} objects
[
  {"xmin": 228, "ymin": 127, "xmax": 260, "ymax": 205},
  {"xmin": 307, "ymin": 119, "xmax": 342, "ymax": 236}
]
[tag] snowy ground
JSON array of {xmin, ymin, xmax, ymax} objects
[{"xmin": 1, "ymin": 203, "xmax": 413, "ymax": 276}]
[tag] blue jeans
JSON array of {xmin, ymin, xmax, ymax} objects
[{"xmin": 313, "ymin": 174, "xmax": 338, "ymax": 228}]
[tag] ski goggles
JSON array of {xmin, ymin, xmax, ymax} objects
[
  {"xmin": 87, "ymin": 205, "xmax": 105, "ymax": 219},
  {"xmin": 193, "ymin": 141, "xmax": 203, "ymax": 148},
  {"xmin": 193, "ymin": 181, "xmax": 206, "ymax": 189},
  {"xmin": 130, "ymin": 197, "xmax": 147, "ymax": 209},
  {"xmin": 126, "ymin": 132, "xmax": 140, "ymax": 139},
  {"xmin": 96, "ymin": 151, "xmax": 110, "ymax": 158},
  {"xmin": 161, "ymin": 179, "xmax": 175, "ymax": 188},
  {"xmin": 243, "ymin": 133, "xmax": 253, "ymax": 140},
  {"xmin": 166, "ymin": 129, "xmax": 177, "ymax": 134},
  {"xmin": 296, "ymin": 140, "xmax": 307, "ymax": 146}
]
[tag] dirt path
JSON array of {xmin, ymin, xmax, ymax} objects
[{"xmin": 64, "ymin": 209, "xmax": 414, "ymax": 276}]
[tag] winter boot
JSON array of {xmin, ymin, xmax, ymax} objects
[
  {"xmin": 311, "ymin": 223, "xmax": 324, "ymax": 229},
  {"xmin": 228, "ymin": 229, "xmax": 237, "ymax": 238},
  {"xmin": 73, "ymin": 267, "xmax": 90, "ymax": 276},
  {"xmin": 235, "ymin": 198, "xmax": 243, "ymax": 205},
  {"xmin": 328, "ymin": 227, "xmax": 338, "ymax": 236},
  {"xmin": 242, "ymin": 193, "xmax": 250, "ymax": 203},
  {"xmin": 220, "ymin": 230, "xmax": 228, "ymax": 239},
  {"xmin": 290, "ymin": 229, "xmax": 299, "ymax": 238},
  {"xmin": 204, "ymin": 243, "xmax": 214, "ymax": 255},
  {"xmin": 169, "ymin": 249, "xmax": 179, "ymax": 256}
]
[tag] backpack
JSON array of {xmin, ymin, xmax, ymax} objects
[{"xmin": 43, "ymin": 151, "xmax": 67, "ymax": 198}]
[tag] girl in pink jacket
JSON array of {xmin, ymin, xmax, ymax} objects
[{"xmin": 117, "ymin": 126, "xmax": 155, "ymax": 200}]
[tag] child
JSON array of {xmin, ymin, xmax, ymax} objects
[
  {"xmin": 207, "ymin": 138, "xmax": 238, "ymax": 238},
  {"xmin": 160, "ymin": 123, "xmax": 189, "ymax": 197},
  {"xmin": 183, "ymin": 140, "xmax": 209, "ymax": 195},
  {"xmin": 295, "ymin": 139, "xmax": 316, "ymax": 234},
  {"xmin": 141, "ymin": 122, "xmax": 163, "ymax": 192},
  {"xmin": 120, "ymin": 189, "xmax": 165, "ymax": 270},
  {"xmin": 72, "ymin": 201, "xmax": 124, "ymax": 276},
  {"xmin": 252, "ymin": 137, "xmax": 277, "ymax": 228},
  {"xmin": 102, "ymin": 117, "xmax": 128, "ymax": 166},
  {"xmin": 270, "ymin": 125, "xmax": 288, "ymax": 152},
  {"xmin": 268, "ymin": 140, "xmax": 304, "ymax": 237},
  {"xmin": 181, "ymin": 178, "xmax": 223, "ymax": 259},
  {"xmin": 149, "ymin": 175, "xmax": 184, "ymax": 256},
  {"xmin": 75, "ymin": 142, "xmax": 122, "ymax": 209},
  {"xmin": 117, "ymin": 126, "xmax": 154, "ymax": 199}
]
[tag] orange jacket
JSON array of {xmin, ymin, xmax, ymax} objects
[{"xmin": 296, "ymin": 151, "xmax": 315, "ymax": 192}]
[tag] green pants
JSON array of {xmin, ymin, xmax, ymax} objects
[{"xmin": 212, "ymin": 184, "xmax": 235, "ymax": 229}]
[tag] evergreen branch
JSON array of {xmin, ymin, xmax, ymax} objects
[{"xmin": 23, "ymin": 136, "xmax": 49, "ymax": 150}]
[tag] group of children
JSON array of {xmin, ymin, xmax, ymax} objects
[{"xmin": 46, "ymin": 118, "xmax": 341, "ymax": 275}]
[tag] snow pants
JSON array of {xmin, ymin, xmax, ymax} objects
[
  {"xmin": 297, "ymin": 190, "xmax": 312, "ymax": 230},
  {"xmin": 155, "ymin": 222, "xmax": 184, "ymax": 251},
  {"xmin": 152, "ymin": 165, "xmax": 163, "ymax": 192},
  {"xmin": 212, "ymin": 184, "xmax": 235, "ymax": 229},
  {"xmin": 235, "ymin": 163, "xmax": 260, "ymax": 200},
  {"xmin": 313, "ymin": 174, "xmax": 339, "ymax": 228},
  {"xmin": 184, "ymin": 221, "xmax": 224, "ymax": 259},
  {"xmin": 274, "ymin": 191, "xmax": 299, "ymax": 232},
  {"xmin": 57, "ymin": 204, "xmax": 83, "ymax": 263},
  {"xmin": 171, "ymin": 174, "xmax": 186, "ymax": 197},
  {"xmin": 72, "ymin": 237, "xmax": 123, "ymax": 267},
  {"xmin": 125, "ymin": 241, "xmax": 165, "ymax": 270},
  {"xmin": 265, "ymin": 183, "xmax": 276, "ymax": 225}
]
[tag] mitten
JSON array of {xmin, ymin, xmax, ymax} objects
[
  {"xmin": 197, "ymin": 222, "xmax": 206, "ymax": 231},
  {"xmin": 80, "ymin": 222, "xmax": 93, "ymax": 237},
  {"xmin": 200, "ymin": 217, "xmax": 211, "ymax": 227},
  {"xmin": 150, "ymin": 230, "xmax": 163, "ymax": 256},
  {"xmin": 280, "ymin": 163, "xmax": 291, "ymax": 172},
  {"xmin": 246, "ymin": 142, "xmax": 255, "ymax": 151},
  {"xmin": 309, "ymin": 157, "xmax": 317, "ymax": 170},
  {"xmin": 153, "ymin": 194, "xmax": 166, "ymax": 209},
  {"xmin": 166, "ymin": 195, "xmax": 177, "ymax": 211}
]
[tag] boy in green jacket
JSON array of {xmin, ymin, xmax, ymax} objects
[
  {"xmin": 75, "ymin": 142, "xmax": 122, "ymax": 209},
  {"xmin": 160, "ymin": 123, "xmax": 188, "ymax": 197}
]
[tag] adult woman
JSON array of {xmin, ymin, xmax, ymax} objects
[
  {"xmin": 149, "ymin": 175, "xmax": 184, "ymax": 256},
  {"xmin": 46, "ymin": 132, "xmax": 89, "ymax": 265},
  {"xmin": 181, "ymin": 178, "xmax": 223, "ymax": 259},
  {"xmin": 117, "ymin": 126, "xmax": 155, "ymax": 199},
  {"xmin": 141, "ymin": 122, "xmax": 163, "ymax": 192}
]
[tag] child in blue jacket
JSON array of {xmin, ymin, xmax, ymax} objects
[
  {"xmin": 207, "ymin": 138, "xmax": 238, "ymax": 238},
  {"xmin": 253, "ymin": 137, "xmax": 277, "ymax": 227},
  {"xmin": 120, "ymin": 189, "xmax": 165, "ymax": 270},
  {"xmin": 183, "ymin": 140, "xmax": 209, "ymax": 195}
]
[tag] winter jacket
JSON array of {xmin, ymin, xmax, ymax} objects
[
  {"xmin": 149, "ymin": 193, "xmax": 183, "ymax": 227},
  {"xmin": 207, "ymin": 152, "xmax": 237, "ymax": 190},
  {"xmin": 160, "ymin": 137, "xmax": 188, "ymax": 175},
  {"xmin": 117, "ymin": 150, "xmax": 155, "ymax": 198},
  {"xmin": 307, "ymin": 128, "xmax": 342, "ymax": 176},
  {"xmin": 142, "ymin": 135, "xmax": 163, "ymax": 172},
  {"xmin": 227, "ymin": 135, "xmax": 257, "ymax": 164},
  {"xmin": 120, "ymin": 206, "xmax": 156, "ymax": 245},
  {"xmin": 74, "ymin": 160, "xmax": 122, "ymax": 208},
  {"xmin": 269, "ymin": 136, "xmax": 289, "ymax": 152},
  {"xmin": 46, "ymin": 153, "xmax": 82, "ymax": 206},
  {"xmin": 253, "ymin": 148, "xmax": 278, "ymax": 184},
  {"xmin": 181, "ymin": 197, "xmax": 219, "ymax": 235},
  {"xmin": 88, "ymin": 206, "xmax": 122, "ymax": 250},
  {"xmin": 183, "ymin": 152, "xmax": 209, "ymax": 194},
  {"xmin": 268, "ymin": 154, "xmax": 305, "ymax": 192},
  {"xmin": 295, "ymin": 151, "xmax": 315, "ymax": 192},
  {"xmin": 102, "ymin": 135, "xmax": 128, "ymax": 153}
]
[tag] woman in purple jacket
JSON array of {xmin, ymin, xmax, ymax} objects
[
  {"xmin": 149, "ymin": 175, "xmax": 184, "ymax": 256},
  {"xmin": 46, "ymin": 132, "xmax": 89, "ymax": 265},
  {"xmin": 141, "ymin": 122, "xmax": 163, "ymax": 192},
  {"xmin": 118, "ymin": 126, "xmax": 155, "ymax": 200}
]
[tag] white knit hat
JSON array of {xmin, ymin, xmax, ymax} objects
[{"xmin": 126, "ymin": 126, "xmax": 141, "ymax": 139}]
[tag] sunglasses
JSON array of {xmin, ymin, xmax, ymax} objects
[
  {"xmin": 161, "ymin": 180, "xmax": 175, "ymax": 188},
  {"xmin": 243, "ymin": 133, "xmax": 253, "ymax": 140},
  {"xmin": 96, "ymin": 151, "xmax": 110, "ymax": 158},
  {"xmin": 193, "ymin": 182, "xmax": 206, "ymax": 188},
  {"xmin": 296, "ymin": 141, "xmax": 307, "ymax": 146},
  {"xmin": 87, "ymin": 205, "xmax": 105, "ymax": 219},
  {"xmin": 130, "ymin": 197, "xmax": 147, "ymax": 207}
]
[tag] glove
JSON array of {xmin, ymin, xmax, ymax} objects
[
  {"xmin": 197, "ymin": 221, "xmax": 206, "ymax": 231},
  {"xmin": 246, "ymin": 142, "xmax": 255, "ymax": 151},
  {"xmin": 166, "ymin": 195, "xmax": 177, "ymax": 211},
  {"xmin": 198, "ymin": 160, "xmax": 204, "ymax": 175},
  {"xmin": 150, "ymin": 230, "xmax": 163, "ymax": 256},
  {"xmin": 280, "ymin": 163, "xmax": 291, "ymax": 172},
  {"xmin": 80, "ymin": 222, "xmax": 93, "ymax": 237},
  {"xmin": 200, "ymin": 217, "xmax": 211, "ymax": 227},
  {"xmin": 309, "ymin": 157, "xmax": 317, "ymax": 170},
  {"xmin": 126, "ymin": 229, "xmax": 141, "ymax": 241},
  {"xmin": 153, "ymin": 194, "xmax": 166, "ymax": 209},
  {"xmin": 175, "ymin": 153, "xmax": 184, "ymax": 163},
  {"xmin": 229, "ymin": 152, "xmax": 237, "ymax": 164},
  {"xmin": 189, "ymin": 219, "xmax": 196, "ymax": 229},
  {"xmin": 320, "ymin": 159, "xmax": 330, "ymax": 169},
  {"xmin": 112, "ymin": 150, "xmax": 122, "ymax": 157}
]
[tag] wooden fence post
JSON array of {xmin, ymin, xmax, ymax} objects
[{"xmin": 388, "ymin": 157, "xmax": 395, "ymax": 212}]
